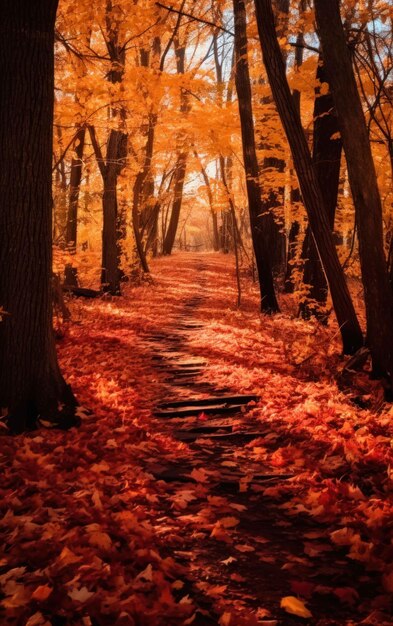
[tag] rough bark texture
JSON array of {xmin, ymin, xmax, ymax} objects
[
  {"xmin": 89, "ymin": 126, "xmax": 127, "ymax": 295},
  {"xmin": 254, "ymin": 0, "xmax": 362, "ymax": 353},
  {"xmin": 300, "ymin": 56, "xmax": 342, "ymax": 319},
  {"xmin": 261, "ymin": 0, "xmax": 290, "ymax": 278},
  {"xmin": 0, "ymin": 0, "xmax": 77, "ymax": 432},
  {"xmin": 315, "ymin": 0, "xmax": 393, "ymax": 382},
  {"xmin": 233, "ymin": 0, "xmax": 279, "ymax": 313}
]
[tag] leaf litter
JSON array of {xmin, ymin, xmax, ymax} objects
[{"xmin": 1, "ymin": 253, "xmax": 393, "ymax": 625}]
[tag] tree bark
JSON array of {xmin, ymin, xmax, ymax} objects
[
  {"xmin": 196, "ymin": 152, "xmax": 220, "ymax": 251},
  {"xmin": 284, "ymin": 10, "xmax": 305, "ymax": 293},
  {"xmin": 64, "ymin": 125, "xmax": 86, "ymax": 286},
  {"xmin": 299, "ymin": 55, "xmax": 342, "ymax": 319},
  {"xmin": 233, "ymin": 0, "xmax": 279, "ymax": 313},
  {"xmin": 254, "ymin": 0, "xmax": 362, "ymax": 353},
  {"xmin": 0, "ymin": 0, "xmax": 77, "ymax": 432},
  {"xmin": 315, "ymin": 0, "xmax": 393, "ymax": 383},
  {"xmin": 163, "ymin": 151, "xmax": 188, "ymax": 255},
  {"xmin": 162, "ymin": 41, "xmax": 188, "ymax": 256},
  {"xmin": 89, "ymin": 125, "xmax": 127, "ymax": 295}
]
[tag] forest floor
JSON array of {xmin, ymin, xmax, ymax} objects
[{"xmin": 1, "ymin": 253, "xmax": 393, "ymax": 626}]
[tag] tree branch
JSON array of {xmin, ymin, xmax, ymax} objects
[
  {"xmin": 87, "ymin": 125, "xmax": 107, "ymax": 179},
  {"xmin": 155, "ymin": 2, "xmax": 234, "ymax": 37}
]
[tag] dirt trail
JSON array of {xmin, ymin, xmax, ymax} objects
[
  {"xmin": 130, "ymin": 255, "xmax": 389, "ymax": 626},
  {"xmin": 2, "ymin": 253, "xmax": 392, "ymax": 626}
]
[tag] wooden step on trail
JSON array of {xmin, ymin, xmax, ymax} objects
[
  {"xmin": 173, "ymin": 430, "xmax": 267, "ymax": 443},
  {"xmin": 157, "ymin": 394, "xmax": 259, "ymax": 410},
  {"xmin": 151, "ymin": 467, "xmax": 292, "ymax": 487},
  {"xmin": 154, "ymin": 403, "xmax": 246, "ymax": 418}
]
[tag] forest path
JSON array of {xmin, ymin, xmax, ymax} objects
[
  {"xmin": 127, "ymin": 254, "xmax": 387, "ymax": 626},
  {"xmin": 3, "ymin": 253, "xmax": 391, "ymax": 626}
]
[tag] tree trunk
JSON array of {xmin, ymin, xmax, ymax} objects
[
  {"xmin": 254, "ymin": 0, "xmax": 362, "ymax": 353},
  {"xmin": 233, "ymin": 0, "xmax": 279, "ymax": 313},
  {"xmin": 261, "ymin": 0, "xmax": 290, "ymax": 279},
  {"xmin": 89, "ymin": 125, "xmax": 127, "ymax": 294},
  {"xmin": 162, "ymin": 41, "xmax": 188, "ymax": 256},
  {"xmin": 64, "ymin": 125, "xmax": 86, "ymax": 286},
  {"xmin": 299, "ymin": 55, "xmax": 342, "ymax": 319},
  {"xmin": 132, "ymin": 170, "xmax": 151, "ymax": 273},
  {"xmin": 162, "ymin": 151, "xmax": 188, "ymax": 255},
  {"xmin": 197, "ymin": 152, "xmax": 220, "ymax": 251},
  {"xmin": 101, "ymin": 130, "xmax": 127, "ymax": 294},
  {"xmin": 0, "ymin": 0, "xmax": 77, "ymax": 433},
  {"xmin": 284, "ymin": 12, "xmax": 305, "ymax": 293},
  {"xmin": 315, "ymin": 0, "xmax": 393, "ymax": 383}
]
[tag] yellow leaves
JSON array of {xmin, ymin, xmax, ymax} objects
[
  {"xmin": 319, "ymin": 81, "xmax": 330, "ymax": 96},
  {"xmin": 280, "ymin": 596, "xmax": 312, "ymax": 619}
]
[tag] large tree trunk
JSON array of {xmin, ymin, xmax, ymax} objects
[
  {"xmin": 261, "ymin": 0, "xmax": 290, "ymax": 279},
  {"xmin": 64, "ymin": 125, "xmax": 86, "ymax": 286},
  {"xmin": 315, "ymin": 0, "xmax": 393, "ymax": 384},
  {"xmin": 299, "ymin": 56, "xmax": 343, "ymax": 319},
  {"xmin": 254, "ymin": 0, "xmax": 362, "ymax": 353},
  {"xmin": 233, "ymin": 0, "xmax": 279, "ymax": 313},
  {"xmin": 0, "ymin": 0, "xmax": 77, "ymax": 433}
]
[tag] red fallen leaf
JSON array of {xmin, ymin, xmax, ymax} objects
[
  {"xmin": 31, "ymin": 585, "xmax": 53, "ymax": 602},
  {"xmin": 333, "ymin": 587, "xmax": 359, "ymax": 605},
  {"xmin": 290, "ymin": 581, "xmax": 315, "ymax": 599},
  {"xmin": 198, "ymin": 412, "xmax": 209, "ymax": 421}
]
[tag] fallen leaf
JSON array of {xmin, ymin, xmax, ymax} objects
[
  {"xmin": 68, "ymin": 586, "xmax": 95, "ymax": 603},
  {"xmin": 280, "ymin": 596, "xmax": 312, "ymax": 619},
  {"xmin": 31, "ymin": 585, "xmax": 53, "ymax": 602}
]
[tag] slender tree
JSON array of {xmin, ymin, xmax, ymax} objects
[
  {"xmin": 299, "ymin": 56, "xmax": 343, "ymax": 319},
  {"xmin": 254, "ymin": 0, "xmax": 362, "ymax": 353},
  {"xmin": 315, "ymin": 0, "xmax": 393, "ymax": 385},
  {"xmin": 64, "ymin": 125, "xmax": 86, "ymax": 286},
  {"xmin": 233, "ymin": 0, "xmax": 279, "ymax": 313},
  {"xmin": 0, "ymin": 0, "xmax": 78, "ymax": 432},
  {"xmin": 163, "ymin": 40, "xmax": 189, "ymax": 255}
]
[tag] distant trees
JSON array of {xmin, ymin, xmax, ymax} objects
[
  {"xmin": 0, "ymin": 0, "xmax": 77, "ymax": 432},
  {"xmin": 47, "ymin": 0, "xmax": 393, "ymax": 391}
]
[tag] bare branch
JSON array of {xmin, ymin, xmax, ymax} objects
[{"xmin": 155, "ymin": 2, "xmax": 234, "ymax": 37}]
